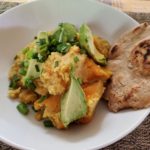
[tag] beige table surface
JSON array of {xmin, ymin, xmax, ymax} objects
[
  {"xmin": 0, "ymin": 1, "xmax": 150, "ymax": 150},
  {"xmin": 1, "ymin": 0, "xmax": 150, "ymax": 13}
]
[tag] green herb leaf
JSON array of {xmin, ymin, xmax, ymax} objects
[
  {"xmin": 26, "ymin": 50, "xmax": 35, "ymax": 59},
  {"xmin": 19, "ymin": 68, "xmax": 27, "ymax": 76},
  {"xmin": 20, "ymin": 61, "xmax": 29, "ymax": 68},
  {"xmin": 36, "ymin": 39, "xmax": 46, "ymax": 45},
  {"xmin": 35, "ymin": 64, "xmax": 40, "ymax": 72},
  {"xmin": 74, "ymin": 56, "xmax": 79, "ymax": 63},
  {"xmin": 37, "ymin": 53, "xmax": 47, "ymax": 62},
  {"xmin": 9, "ymin": 75, "xmax": 20, "ymax": 89},
  {"xmin": 43, "ymin": 120, "xmax": 54, "ymax": 127},
  {"xmin": 54, "ymin": 61, "xmax": 59, "ymax": 68},
  {"xmin": 32, "ymin": 53, "xmax": 38, "ymax": 59},
  {"xmin": 17, "ymin": 103, "xmax": 29, "ymax": 115},
  {"xmin": 49, "ymin": 38, "xmax": 57, "ymax": 46},
  {"xmin": 38, "ymin": 95, "xmax": 47, "ymax": 103},
  {"xmin": 24, "ymin": 77, "xmax": 36, "ymax": 90}
]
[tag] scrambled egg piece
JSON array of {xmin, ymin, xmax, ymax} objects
[{"xmin": 41, "ymin": 46, "xmax": 87, "ymax": 95}]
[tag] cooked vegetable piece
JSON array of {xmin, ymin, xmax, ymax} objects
[
  {"xmin": 9, "ymin": 75, "xmax": 20, "ymax": 89},
  {"xmin": 35, "ymin": 64, "xmax": 40, "ymax": 72},
  {"xmin": 24, "ymin": 77, "xmax": 36, "ymax": 90},
  {"xmin": 25, "ymin": 59, "xmax": 42, "ymax": 79},
  {"xmin": 43, "ymin": 120, "xmax": 54, "ymax": 127},
  {"xmin": 79, "ymin": 80, "xmax": 104, "ymax": 123},
  {"xmin": 17, "ymin": 103, "xmax": 29, "ymax": 115},
  {"xmin": 35, "ymin": 32, "xmax": 50, "ymax": 61},
  {"xmin": 36, "ymin": 32, "xmax": 49, "ymax": 47},
  {"xmin": 20, "ymin": 61, "xmax": 29, "ymax": 68},
  {"xmin": 93, "ymin": 36, "xmax": 110, "ymax": 58},
  {"xmin": 26, "ymin": 50, "xmax": 36, "ymax": 59},
  {"xmin": 79, "ymin": 24, "xmax": 107, "ymax": 65},
  {"xmin": 19, "ymin": 68, "xmax": 27, "ymax": 76},
  {"xmin": 60, "ymin": 74, "xmax": 87, "ymax": 127}
]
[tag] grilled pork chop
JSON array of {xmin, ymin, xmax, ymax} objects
[{"xmin": 104, "ymin": 23, "xmax": 150, "ymax": 112}]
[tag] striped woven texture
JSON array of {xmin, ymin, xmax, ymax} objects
[{"xmin": 99, "ymin": 0, "xmax": 150, "ymax": 13}]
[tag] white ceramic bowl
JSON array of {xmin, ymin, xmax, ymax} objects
[{"xmin": 0, "ymin": 0, "xmax": 149, "ymax": 150}]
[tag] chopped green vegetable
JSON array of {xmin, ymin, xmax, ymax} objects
[
  {"xmin": 32, "ymin": 53, "xmax": 38, "ymax": 59},
  {"xmin": 17, "ymin": 103, "xmax": 29, "ymax": 115},
  {"xmin": 24, "ymin": 61, "xmax": 29, "ymax": 68},
  {"xmin": 54, "ymin": 61, "xmax": 59, "ymax": 68},
  {"xmin": 70, "ymin": 41, "xmax": 80, "ymax": 47},
  {"xmin": 38, "ymin": 95, "xmax": 47, "ymax": 103},
  {"xmin": 74, "ymin": 56, "xmax": 79, "ymax": 63},
  {"xmin": 37, "ymin": 39, "xmax": 47, "ymax": 45},
  {"xmin": 19, "ymin": 68, "xmax": 27, "ymax": 76},
  {"xmin": 26, "ymin": 50, "xmax": 36, "ymax": 59},
  {"xmin": 79, "ymin": 24, "xmax": 107, "ymax": 65},
  {"xmin": 20, "ymin": 61, "xmax": 29, "ymax": 68},
  {"xmin": 24, "ymin": 77, "xmax": 36, "ymax": 90},
  {"xmin": 37, "ymin": 53, "xmax": 47, "ymax": 62},
  {"xmin": 35, "ymin": 64, "xmax": 40, "ymax": 72},
  {"xmin": 9, "ymin": 75, "xmax": 20, "ymax": 89},
  {"xmin": 49, "ymin": 38, "xmax": 57, "ymax": 46},
  {"xmin": 43, "ymin": 120, "xmax": 54, "ymax": 127},
  {"xmin": 56, "ymin": 43, "xmax": 71, "ymax": 54},
  {"xmin": 35, "ymin": 32, "xmax": 50, "ymax": 61}
]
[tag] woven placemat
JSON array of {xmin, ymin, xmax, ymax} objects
[{"xmin": 0, "ymin": 2, "xmax": 150, "ymax": 150}]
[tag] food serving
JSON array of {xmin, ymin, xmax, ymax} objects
[
  {"xmin": 8, "ymin": 23, "xmax": 111, "ymax": 129},
  {"xmin": 104, "ymin": 23, "xmax": 150, "ymax": 112}
]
